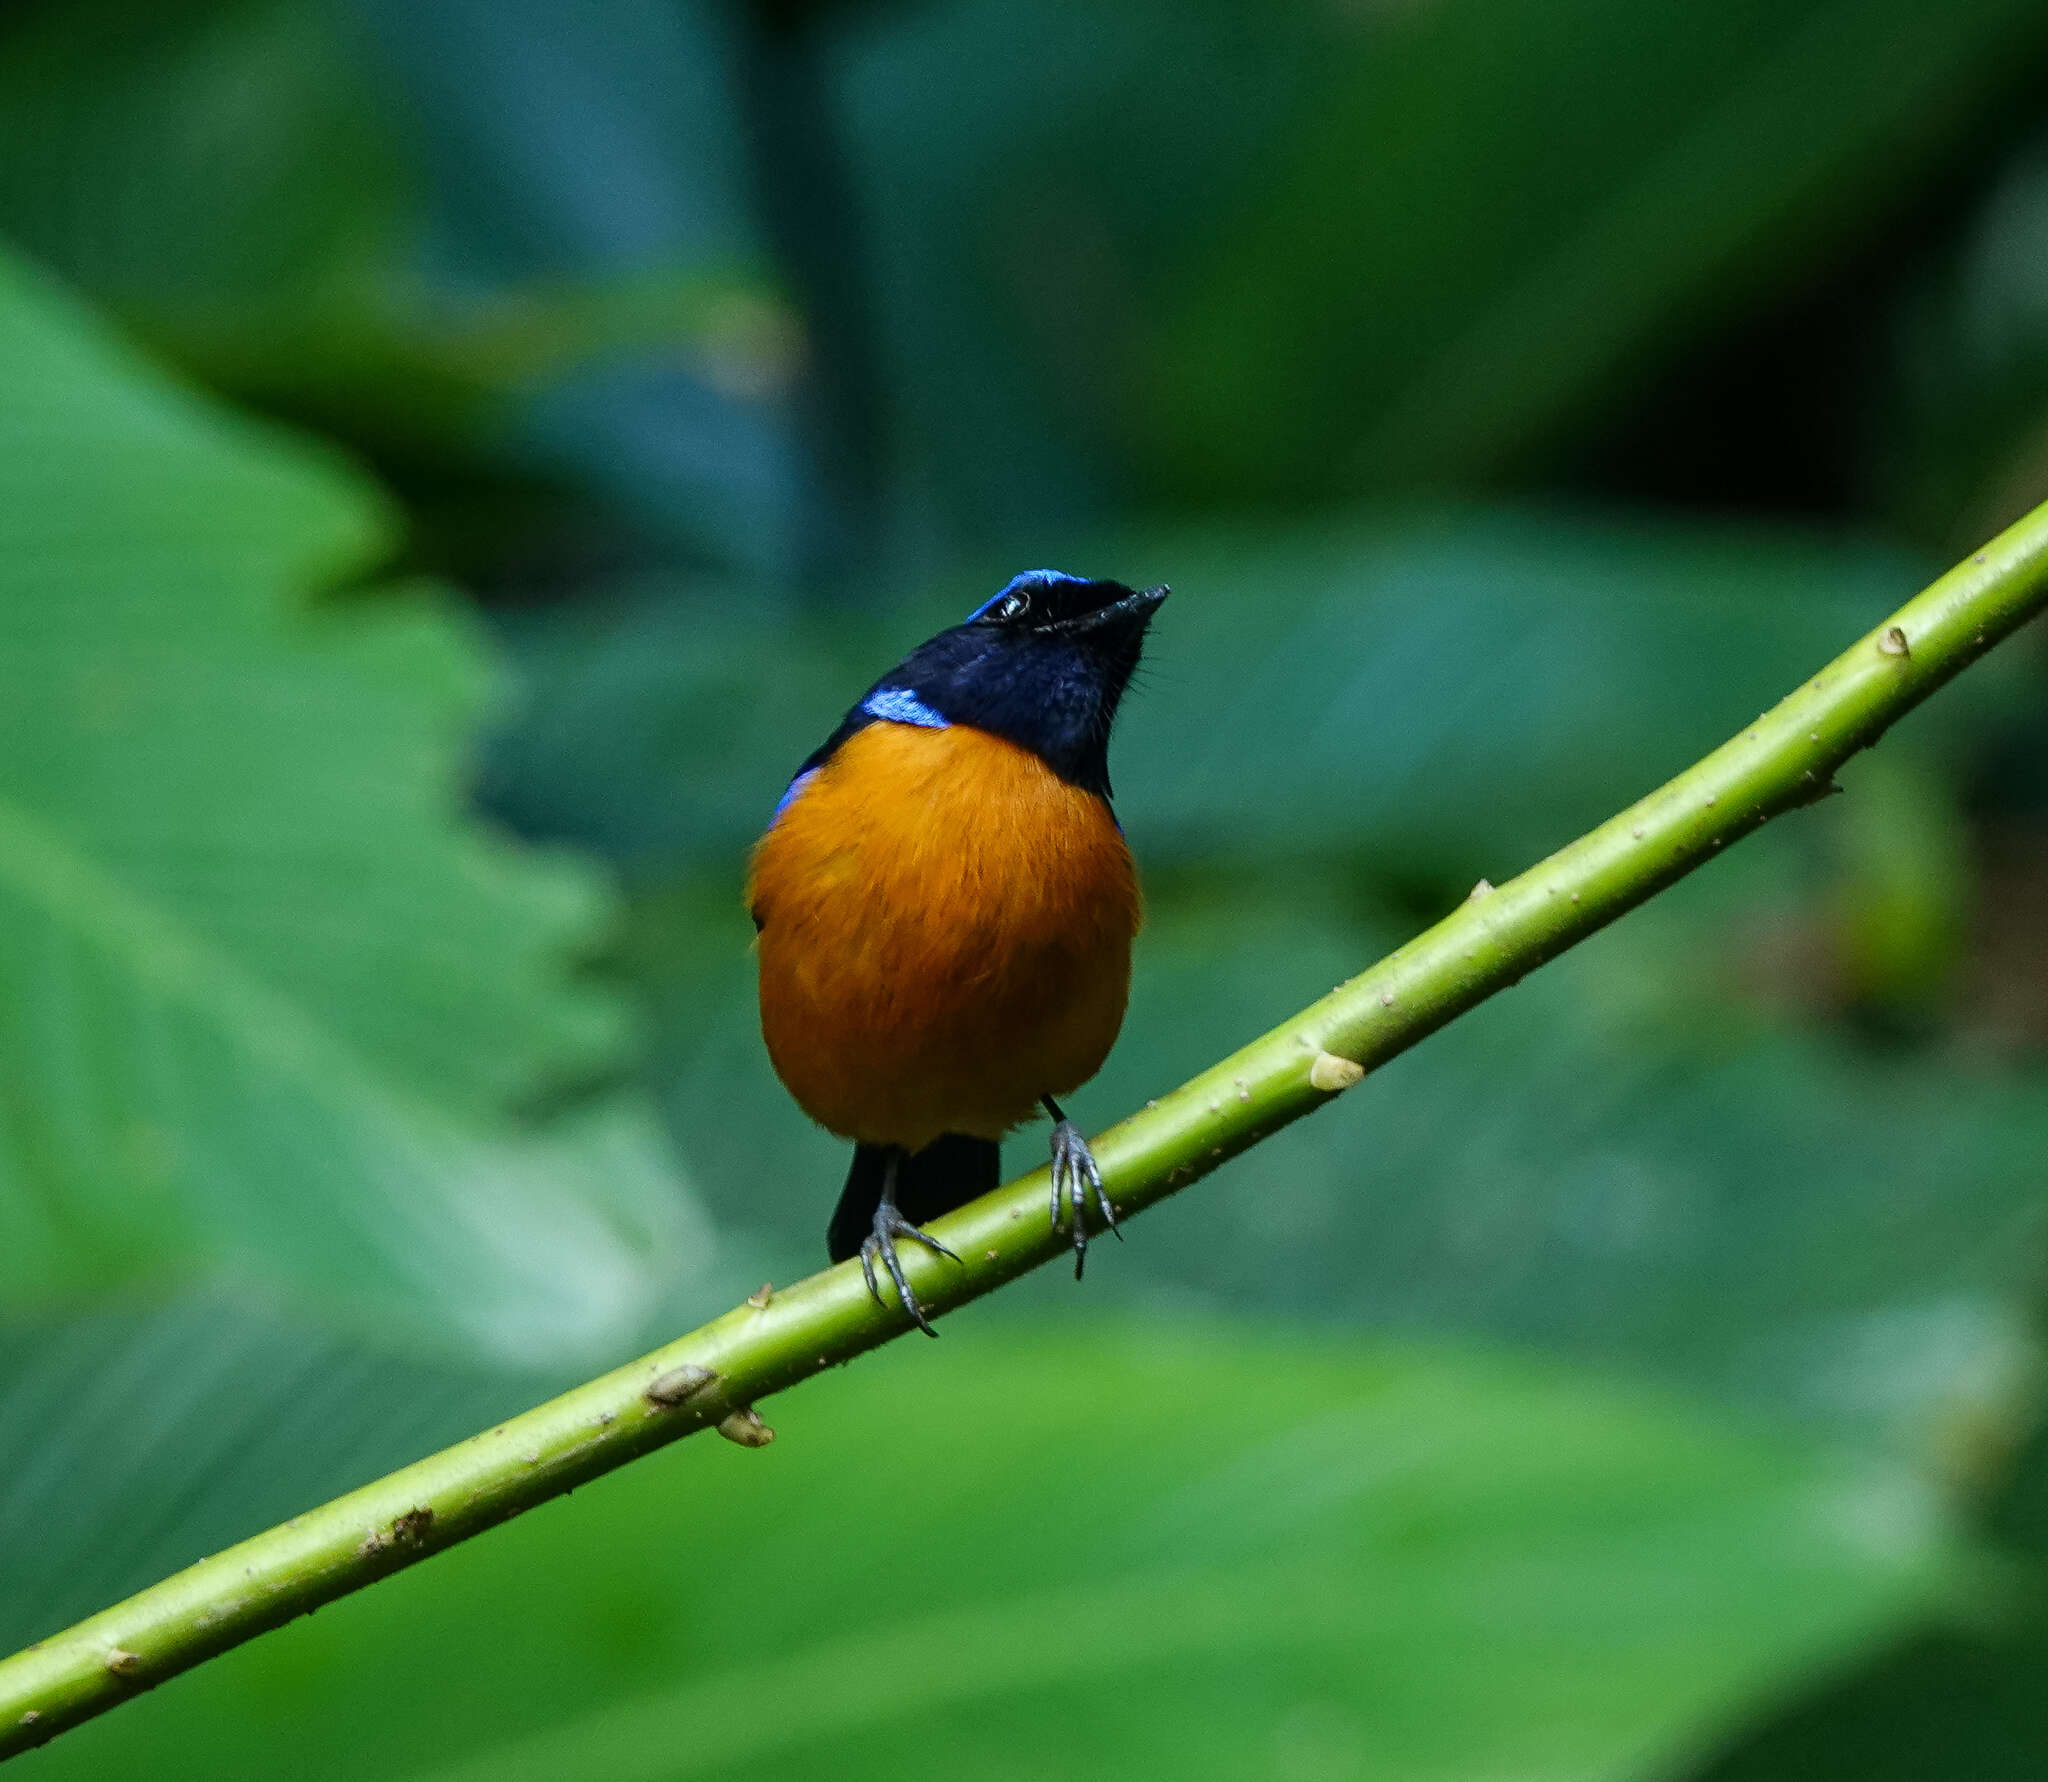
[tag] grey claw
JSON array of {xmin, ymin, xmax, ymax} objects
[
  {"xmin": 903, "ymin": 1225, "xmax": 961, "ymax": 1264},
  {"xmin": 1091, "ymin": 1166, "xmax": 1122, "ymax": 1239},
  {"xmin": 859, "ymin": 1204, "xmax": 957, "ymax": 1337},
  {"xmin": 1049, "ymin": 1120, "xmax": 1114, "ymax": 1280}
]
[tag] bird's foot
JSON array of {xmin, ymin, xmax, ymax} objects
[
  {"xmin": 1049, "ymin": 1120, "xmax": 1120, "ymax": 1279},
  {"xmin": 858, "ymin": 1203, "xmax": 959, "ymax": 1337}
]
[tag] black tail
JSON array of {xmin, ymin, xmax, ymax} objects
[{"xmin": 827, "ymin": 1134, "xmax": 1001, "ymax": 1263}]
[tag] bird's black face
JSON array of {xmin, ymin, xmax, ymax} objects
[
  {"xmin": 875, "ymin": 570, "xmax": 1167, "ymax": 798},
  {"xmin": 968, "ymin": 570, "xmax": 1168, "ymax": 641}
]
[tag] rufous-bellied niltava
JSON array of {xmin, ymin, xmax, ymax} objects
[{"xmin": 747, "ymin": 570, "xmax": 1167, "ymax": 1333}]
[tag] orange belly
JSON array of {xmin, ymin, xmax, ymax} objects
[{"xmin": 747, "ymin": 721, "xmax": 1140, "ymax": 1152}]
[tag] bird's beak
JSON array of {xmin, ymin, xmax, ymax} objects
[{"xmin": 1050, "ymin": 584, "xmax": 1169, "ymax": 636}]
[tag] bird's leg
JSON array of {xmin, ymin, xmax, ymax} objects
[
  {"xmin": 1042, "ymin": 1095, "xmax": 1119, "ymax": 1279},
  {"xmin": 858, "ymin": 1148, "xmax": 960, "ymax": 1337}
]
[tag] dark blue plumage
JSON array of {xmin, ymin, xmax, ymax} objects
[{"xmin": 784, "ymin": 570, "xmax": 1164, "ymax": 806}]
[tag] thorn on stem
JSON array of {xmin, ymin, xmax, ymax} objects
[
  {"xmin": 1786, "ymin": 775, "xmax": 1844, "ymax": 811},
  {"xmin": 103, "ymin": 1648, "xmax": 140, "ymax": 1677},
  {"xmin": 1467, "ymin": 878, "xmax": 1494, "ymax": 900},
  {"xmin": 717, "ymin": 1408, "xmax": 775, "ymax": 1448},
  {"xmin": 1878, "ymin": 625, "xmax": 1909, "ymax": 657},
  {"xmin": 746, "ymin": 1283, "xmax": 774, "ymax": 1309}
]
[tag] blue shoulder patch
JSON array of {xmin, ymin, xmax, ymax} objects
[
  {"xmin": 770, "ymin": 767, "xmax": 818, "ymax": 825},
  {"xmin": 861, "ymin": 686, "xmax": 950, "ymax": 729},
  {"xmin": 962, "ymin": 568, "xmax": 1089, "ymax": 622}
]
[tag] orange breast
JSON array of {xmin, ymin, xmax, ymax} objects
[{"xmin": 747, "ymin": 721, "xmax": 1140, "ymax": 1151}]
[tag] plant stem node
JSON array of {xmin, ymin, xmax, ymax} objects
[{"xmin": 1309, "ymin": 1052, "xmax": 1365, "ymax": 1092}]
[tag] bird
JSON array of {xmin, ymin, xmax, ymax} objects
[{"xmin": 747, "ymin": 569, "xmax": 1166, "ymax": 1332}]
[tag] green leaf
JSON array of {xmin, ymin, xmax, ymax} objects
[
  {"xmin": 1137, "ymin": 0, "xmax": 2048, "ymax": 500},
  {"xmin": 1677, "ymin": 1621, "xmax": 2048, "ymax": 1780},
  {"xmin": 15, "ymin": 1322, "xmax": 1942, "ymax": 1782},
  {"xmin": 1667, "ymin": 1259, "xmax": 2048, "ymax": 1779},
  {"xmin": 1107, "ymin": 511, "xmax": 1962, "ymax": 877},
  {"xmin": 0, "ymin": 244, "xmax": 710, "ymax": 1360},
  {"xmin": 0, "ymin": 1289, "xmax": 555, "ymax": 1651},
  {"xmin": 1102, "ymin": 871, "xmax": 2048, "ymax": 1422},
  {"xmin": 0, "ymin": 0, "xmax": 808, "ymax": 580}
]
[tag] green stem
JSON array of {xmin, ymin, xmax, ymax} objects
[{"xmin": 7, "ymin": 505, "xmax": 2048, "ymax": 1759}]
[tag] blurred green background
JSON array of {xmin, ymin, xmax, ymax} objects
[{"xmin": 8, "ymin": 0, "xmax": 2048, "ymax": 1775}]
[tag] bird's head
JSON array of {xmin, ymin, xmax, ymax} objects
[{"xmin": 870, "ymin": 570, "xmax": 1168, "ymax": 798}]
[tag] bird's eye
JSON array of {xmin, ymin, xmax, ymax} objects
[{"xmin": 995, "ymin": 593, "xmax": 1029, "ymax": 622}]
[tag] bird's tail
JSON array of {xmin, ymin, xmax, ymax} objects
[{"xmin": 827, "ymin": 1134, "xmax": 1001, "ymax": 1263}]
